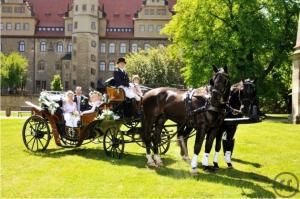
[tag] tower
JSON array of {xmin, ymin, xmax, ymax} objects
[
  {"xmin": 291, "ymin": 14, "xmax": 300, "ymax": 124},
  {"xmin": 72, "ymin": 0, "xmax": 99, "ymax": 91}
]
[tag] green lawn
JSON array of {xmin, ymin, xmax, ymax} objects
[{"xmin": 1, "ymin": 115, "xmax": 299, "ymax": 198}]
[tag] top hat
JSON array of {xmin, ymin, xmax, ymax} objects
[{"xmin": 117, "ymin": 57, "xmax": 126, "ymax": 64}]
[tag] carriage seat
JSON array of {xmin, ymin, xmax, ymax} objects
[
  {"xmin": 80, "ymin": 111, "xmax": 98, "ymax": 126},
  {"xmin": 106, "ymin": 87, "xmax": 125, "ymax": 102}
]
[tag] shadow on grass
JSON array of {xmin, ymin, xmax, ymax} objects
[
  {"xmin": 264, "ymin": 115, "xmax": 289, "ymax": 124},
  {"xmin": 27, "ymin": 148, "xmax": 298, "ymax": 198},
  {"xmin": 232, "ymin": 158, "xmax": 262, "ymax": 168}
]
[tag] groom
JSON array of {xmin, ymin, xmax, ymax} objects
[{"xmin": 74, "ymin": 86, "xmax": 89, "ymax": 112}]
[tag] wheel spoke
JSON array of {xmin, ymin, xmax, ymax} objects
[
  {"xmin": 31, "ymin": 138, "xmax": 36, "ymax": 151},
  {"xmin": 36, "ymin": 138, "xmax": 39, "ymax": 150},
  {"xmin": 26, "ymin": 136, "xmax": 34, "ymax": 145},
  {"xmin": 38, "ymin": 138, "xmax": 44, "ymax": 149}
]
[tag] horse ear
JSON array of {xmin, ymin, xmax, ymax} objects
[
  {"xmin": 223, "ymin": 65, "xmax": 228, "ymax": 73},
  {"xmin": 212, "ymin": 65, "xmax": 218, "ymax": 73}
]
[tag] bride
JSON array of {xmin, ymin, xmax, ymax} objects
[{"xmin": 62, "ymin": 90, "xmax": 80, "ymax": 127}]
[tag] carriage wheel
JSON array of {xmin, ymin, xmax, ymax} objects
[
  {"xmin": 124, "ymin": 120, "xmax": 139, "ymax": 129},
  {"xmin": 159, "ymin": 127, "xmax": 171, "ymax": 155},
  {"xmin": 60, "ymin": 127, "xmax": 80, "ymax": 147},
  {"xmin": 103, "ymin": 127, "xmax": 125, "ymax": 159},
  {"xmin": 22, "ymin": 115, "xmax": 51, "ymax": 152}
]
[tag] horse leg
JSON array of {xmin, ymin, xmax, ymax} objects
[
  {"xmin": 202, "ymin": 127, "xmax": 218, "ymax": 171},
  {"xmin": 190, "ymin": 128, "xmax": 206, "ymax": 175},
  {"xmin": 223, "ymin": 125, "xmax": 237, "ymax": 168},
  {"xmin": 213, "ymin": 127, "xmax": 223, "ymax": 169},
  {"xmin": 142, "ymin": 114, "xmax": 156, "ymax": 167},
  {"xmin": 177, "ymin": 124, "xmax": 191, "ymax": 161},
  {"xmin": 152, "ymin": 115, "xmax": 166, "ymax": 166}
]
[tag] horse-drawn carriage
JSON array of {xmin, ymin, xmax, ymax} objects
[{"xmin": 22, "ymin": 89, "xmax": 174, "ymax": 158}]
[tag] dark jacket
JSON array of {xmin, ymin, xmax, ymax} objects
[
  {"xmin": 113, "ymin": 68, "xmax": 130, "ymax": 87},
  {"xmin": 74, "ymin": 95, "xmax": 89, "ymax": 112}
]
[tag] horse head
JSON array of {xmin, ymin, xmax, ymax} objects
[
  {"xmin": 239, "ymin": 79, "xmax": 257, "ymax": 115},
  {"xmin": 210, "ymin": 65, "xmax": 230, "ymax": 107}
]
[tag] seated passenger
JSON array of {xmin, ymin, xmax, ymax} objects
[
  {"xmin": 63, "ymin": 90, "xmax": 80, "ymax": 128},
  {"xmin": 129, "ymin": 75, "xmax": 143, "ymax": 101},
  {"xmin": 113, "ymin": 57, "xmax": 140, "ymax": 101},
  {"xmin": 81, "ymin": 91, "xmax": 103, "ymax": 115}
]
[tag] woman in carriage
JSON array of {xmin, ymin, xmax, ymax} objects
[
  {"xmin": 62, "ymin": 90, "xmax": 80, "ymax": 128},
  {"xmin": 80, "ymin": 91, "xmax": 103, "ymax": 115}
]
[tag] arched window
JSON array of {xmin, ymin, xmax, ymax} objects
[
  {"xmin": 38, "ymin": 60, "xmax": 45, "ymax": 71},
  {"xmin": 144, "ymin": 43, "xmax": 151, "ymax": 52},
  {"xmin": 67, "ymin": 42, "xmax": 72, "ymax": 53},
  {"xmin": 99, "ymin": 61, "xmax": 106, "ymax": 71},
  {"xmin": 18, "ymin": 40, "xmax": 25, "ymax": 52},
  {"xmin": 40, "ymin": 41, "xmax": 46, "ymax": 52},
  {"xmin": 131, "ymin": 43, "xmax": 138, "ymax": 53},
  {"xmin": 120, "ymin": 43, "xmax": 126, "ymax": 54},
  {"xmin": 109, "ymin": 43, "xmax": 115, "ymax": 53},
  {"xmin": 56, "ymin": 42, "xmax": 63, "ymax": 53}
]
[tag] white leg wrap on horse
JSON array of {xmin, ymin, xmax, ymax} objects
[
  {"xmin": 191, "ymin": 154, "xmax": 198, "ymax": 169},
  {"xmin": 146, "ymin": 154, "xmax": 154, "ymax": 164},
  {"xmin": 202, "ymin": 153, "xmax": 209, "ymax": 166},
  {"xmin": 225, "ymin": 151, "xmax": 232, "ymax": 163},
  {"xmin": 153, "ymin": 154, "xmax": 162, "ymax": 163},
  {"xmin": 213, "ymin": 152, "xmax": 219, "ymax": 163}
]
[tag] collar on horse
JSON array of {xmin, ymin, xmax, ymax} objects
[{"xmin": 184, "ymin": 86, "xmax": 227, "ymax": 126}]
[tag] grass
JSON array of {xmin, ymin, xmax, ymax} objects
[
  {"xmin": 0, "ymin": 111, "xmax": 31, "ymax": 117},
  {"xmin": 1, "ymin": 115, "xmax": 300, "ymax": 198}
]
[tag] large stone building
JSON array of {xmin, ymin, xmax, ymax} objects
[{"xmin": 0, "ymin": 0, "xmax": 176, "ymax": 93}]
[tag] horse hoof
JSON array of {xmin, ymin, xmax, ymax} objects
[
  {"xmin": 203, "ymin": 165, "xmax": 215, "ymax": 173},
  {"xmin": 227, "ymin": 163, "xmax": 233, "ymax": 169},
  {"xmin": 182, "ymin": 155, "xmax": 191, "ymax": 162},
  {"xmin": 147, "ymin": 162, "xmax": 158, "ymax": 168},
  {"xmin": 190, "ymin": 168, "xmax": 199, "ymax": 176},
  {"xmin": 213, "ymin": 162, "xmax": 220, "ymax": 169},
  {"xmin": 155, "ymin": 161, "xmax": 164, "ymax": 167}
]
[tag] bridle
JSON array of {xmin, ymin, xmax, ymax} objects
[
  {"xmin": 238, "ymin": 80, "xmax": 256, "ymax": 105},
  {"xmin": 211, "ymin": 71, "xmax": 230, "ymax": 105}
]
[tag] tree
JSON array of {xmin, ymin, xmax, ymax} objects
[
  {"xmin": 0, "ymin": 52, "xmax": 28, "ymax": 91},
  {"xmin": 163, "ymin": 0, "xmax": 300, "ymax": 112},
  {"xmin": 50, "ymin": 74, "xmax": 63, "ymax": 91},
  {"xmin": 125, "ymin": 46, "xmax": 185, "ymax": 87}
]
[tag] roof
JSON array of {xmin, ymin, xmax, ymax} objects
[{"xmin": 26, "ymin": 0, "xmax": 175, "ymax": 38}]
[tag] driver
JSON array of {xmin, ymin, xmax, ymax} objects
[{"xmin": 113, "ymin": 58, "xmax": 140, "ymax": 101}]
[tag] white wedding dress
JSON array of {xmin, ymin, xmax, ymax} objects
[{"xmin": 63, "ymin": 102, "xmax": 80, "ymax": 127}]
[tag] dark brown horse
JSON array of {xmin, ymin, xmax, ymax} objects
[{"xmin": 141, "ymin": 66, "xmax": 230, "ymax": 174}]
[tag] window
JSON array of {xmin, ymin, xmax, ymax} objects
[
  {"xmin": 73, "ymin": 80, "xmax": 76, "ymax": 86},
  {"xmin": 91, "ymin": 5, "xmax": 95, "ymax": 12},
  {"xmin": 74, "ymin": 22, "xmax": 78, "ymax": 29},
  {"xmin": 19, "ymin": 41, "xmax": 25, "ymax": 52},
  {"xmin": 0, "ymin": 23, "xmax": 3, "ymax": 30},
  {"xmin": 41, "ymin": 81, "xmax": 46, "ymax": 90},
  {"xmin": 91, "ymin": 21, "xmax": 96, "ymax": 30},
  {"xmin": 6, "ymin": 23, "xmax": 12, "ymax": 30},
  {"xmin": 148, "ymin": 25, "xmax": 154, "ymax": 32},
  {"xmin": 120, "ymin": 43, "xmax": 126, "ymax": 54},
  {"xmin": 36, "ymin": 80, "xmax": 41, "ymax": 92},
  {"xmin": 67, "ymin": 24, "xmax": 73, "ymax": 31},
  {"xmin": 2, "ymin": 6, "xmax": 13, "ymax": 13},
  {"xmin": 40, "ymin": 41, "xmax": 46, "ymax": 52},
  {"xmin": 100, "ymin": 43, "xmax": 106, "ymax": 53},
  {"xmin": 65, "ymin": 81, "xmax": 69, "ymax": 90},
  {"xmin": 91, "ymin": 68, "xmax": 96, "ymax": 75},
  {"xmin": 145, "ymin": 9, "xmax": 149, "ymax": 15},
  {"xmin": 82, "ymin": 4, "xmax": 87, "ymax": 12},
  {"xmin": 14, "ymin": 7, "xmax": 25, "ymax": 13},
  {"xmin": 139, "ymin": 25, "xmax": 145, "ymax": 32},
  {"xmin": 131, "ymin": 43, "xmax": 138, "ymax": 53},
  {"xmin": 56, "ymin": 42, "xmax": 63, "ymax": 53},
  {"xmin": 75, "ymin": 5, "xmax": 78, "ymax": 12},
  {"xmin": 157, "ymin": 9, "xmax": 166, "ymax": 15},
  {"xmin": 23, "ymin": 23, "xmax": 29, "ymax": 30},
  {"xmin": 150, "ymin": 9, "xmax": 155, "ymax": 15},
  {"xmin": 109, "ymin": 62, "xmax": 115, "ymax": 71},
  {"xmin": 144, "ymin": 44, "xmax": 151, "ymax": 52},
  {"xmin": 15, "ymin": 23, "xmax": 21, "ymax": 30},
  {"xmin": 99, "ymin": 62, "xmax": 105, "ymax": 71},
  {"xmin": 109, "ymin": 43, "xmax": 115, "ymax": 53},
  {"xmin": 55, "ymin": 62, "xmax": 61, "ymax": 70},
  {"xmin": 91, "ymin": 54, "xmax": 96, "ymax": 62},
  {"xmin": 38, "ymin": 60, "xmax": 45, "ymax": 71},
  {"xmin": 157, "ymin": 25, "xmax": 162, "ymax": 33},
  {"xmin": 67, "ymin": 42, "xmax": 72, "ymax": 53},
  {"xmin": 91, "ymin": 40, "xmax": 96, "ymax": 47}
]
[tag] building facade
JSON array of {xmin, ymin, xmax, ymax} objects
[{"xmin": 0, "ymin": 0, "xmax": 176, "ymax": 93}]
